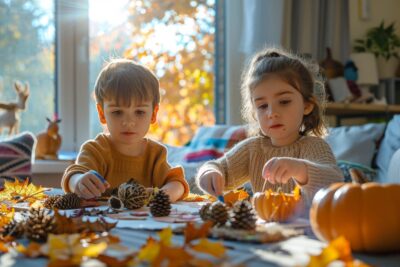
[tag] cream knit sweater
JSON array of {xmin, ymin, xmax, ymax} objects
[{"xmin": 196, "ymin": 135, "xmax": 343, "ymax": 207}]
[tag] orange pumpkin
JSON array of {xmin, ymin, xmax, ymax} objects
[
  {"xmin": 252, "ymin": 186, "xmax": 302, "ymax": 222},
  {"xmin": 310, "ymin": 182, "xmax": 400, "ymax": 253}
]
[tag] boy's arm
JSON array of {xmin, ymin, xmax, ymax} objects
[
  {"xmin": 62, "ymin": 140, "xmax": 107, "ymax": 192},
  {"xmin": 161, "ymin": 180, "xmax": 185, "ymax": 202}
]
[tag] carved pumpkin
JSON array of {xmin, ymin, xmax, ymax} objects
[
  {"xmin": 252, "ymin": 186, "xmax": 302, "ymax": 222},
  {"xmin": 310, "ymin": 182, "xmax": 400, "ymax": 253}
]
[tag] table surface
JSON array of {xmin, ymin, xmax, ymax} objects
[{"xmin": 1, "ymin": 198, "xmax": 400, "ymax": 267}]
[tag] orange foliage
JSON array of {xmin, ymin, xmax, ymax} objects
[{"xmin": 125, "ymin": 0, "xmax": 216, "ymax": 145}]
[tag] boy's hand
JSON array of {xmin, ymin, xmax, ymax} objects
[
  {"xmin": 198, "ymin": 170, "xmax": 225, "ymax": 197},
  {"xmin": 73, "ymin": 172, "xmax": 110, "ymax": 199},
  {"xmin": 262, "ymin": 157, "xmax": 308, "ymax": 185}
]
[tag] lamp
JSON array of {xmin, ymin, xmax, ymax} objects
[{"xmin": 350, "ymin": 52, "xmax": 379, "ymax": 91}]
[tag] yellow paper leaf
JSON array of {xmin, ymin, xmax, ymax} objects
[
  {"xmin": 48, "ymin": 233, "xmax": 107, "ymax": 265},
  {"xmin": 0, "ymin": 204, "xmax": 14, "ymax": 228},
  {"xmin": 307, "ymin": 236, "xmax": 353, "ymax": 267},
  {"xmin": 190, "ymin": 238, "xmax": 226, "ymax": 258},
  {"xmin": 0, "ymin": 179, "xmax": 47, "ymax": 204},
  {"xmin": 137, "ymin": 237, "xmax": 160, "ymax": 262},
  {"xmin": 158, "ymin": 227, "xmax": 173, "ymax": 246}
]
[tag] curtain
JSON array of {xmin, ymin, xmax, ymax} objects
[
  {"xmin": 238, "ymin": 0, "xmax": 350, "ymax": 62},
  {"xmin": 289, "ymin": 0, "xmax": 350, "ymax": 62}
]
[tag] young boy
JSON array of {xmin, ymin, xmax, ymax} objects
[{"xmin": 61, "ymin": 59, "xmax": 189, "ymax": 202}]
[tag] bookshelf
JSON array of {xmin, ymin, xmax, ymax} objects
[{"xmin": 325, "ymin": 103, "xmax": 400, "ymax": 126}]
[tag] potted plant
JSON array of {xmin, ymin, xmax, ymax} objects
[{"xmin": 354, "ymin": 21, "xmax": 400, "ymax": 78}]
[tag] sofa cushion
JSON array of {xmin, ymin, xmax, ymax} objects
[
  {"xmin": 376, "ymin": 115, "xmax": 400, "ymax": 183},
  {"xmin": 325, "ymin": 123, "xmax": 386, "ymax": 167},
  {"xmin": 183, "ymin": 125, "xmax": 246, "ymax": 163},
  {"xmin": 0, "ymin": 132, "xmax": 36, "ymax": 187}
]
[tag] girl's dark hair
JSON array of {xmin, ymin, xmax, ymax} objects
[{"xmin": 241, "ymin": 47, "xmax": 327, "ymax": 137}]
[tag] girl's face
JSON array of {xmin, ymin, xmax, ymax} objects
[
  {"xmin": 252, "ymin": 76, "xmax": 314, "ymax": 147},
  {"xmin": 97, "ymin": 98, "xmax": 158, "ymax": 153}
]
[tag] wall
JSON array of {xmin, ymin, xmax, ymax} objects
[
  {"xmin": 225, "ymin": 0, "xmax": 400, "ymax": 125},
  {"xmin": 349, "ymin": 0, "xmax": 400, "ymax": 46}
]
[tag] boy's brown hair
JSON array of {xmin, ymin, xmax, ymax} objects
[{"xmin": 94, "ymin": 59, "xmax": 160, "ymax": 108}]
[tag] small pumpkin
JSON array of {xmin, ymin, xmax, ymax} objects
[
  {"xmin": 310, "ymin": 182, "xmax": 400, "ymax": 253},
  {"xmin": 252, "ymin": 186, "xmax": 302, "ymax": 222}
]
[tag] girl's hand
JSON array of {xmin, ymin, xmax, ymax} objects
[
  {"xmin": 198, "ymin": 170, "xmax": 225, "ymax": 197},
  {"xmin": 262, "ymin": 157, "xmax": 308, "ymax": 185},
  {"xmin": 73, "ymin": 172, "xmax": 110, "ymax": 199}
]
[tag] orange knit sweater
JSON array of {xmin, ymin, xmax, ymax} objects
[{"xmin": 62, "ymin": 134, "xmax": 189, "ymax": 200}]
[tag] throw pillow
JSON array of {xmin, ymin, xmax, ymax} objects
[
  {"xmin": 0, "ymin": 132, "xmax": 36, "ymax": 187},
  {"xmin": 376, "ymin": 115, "xmax": 400, "ymax": 183},
  {"xmin": 184, "ymin": 125, "xmax": 247, "ymax": 163},
  {"xmin": 324, "ymin": 123, "xmax": 386, "ymax": 167}
]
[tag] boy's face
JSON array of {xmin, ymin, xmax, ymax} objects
[{"xmin": 97, "ymin": 98, "xmax": 158, "ymax": 146}]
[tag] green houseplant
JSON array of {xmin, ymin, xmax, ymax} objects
[{"xmin": 354, "ymin": 21, "xmax": 400, "ymax": 61}]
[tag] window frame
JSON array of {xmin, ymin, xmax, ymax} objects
[
  {"xmin": 56, "ymin": 0, "xmax": 225, "ymax": 153},
  {"xmin": 57, "ymin": 0, "xmax": 90, "ymax": 152}
]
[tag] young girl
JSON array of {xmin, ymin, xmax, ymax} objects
[{"xmin": 196, "ymin": 47, "xmax": 343, "ymax": 207}]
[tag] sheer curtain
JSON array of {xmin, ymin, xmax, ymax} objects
[{"xmin": 239, "ymin": 0, "xmax": 350, "ymax": 62}]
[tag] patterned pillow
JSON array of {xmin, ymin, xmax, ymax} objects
[
  {"xmin": 0, "ymin": 132, "xmax": 36, "ymax": 187},
  {"xmin": 184, "ymin": 125, "xmax": 247, "ymax": 163},
  {"xmin": 337, "ymin": 160, "xmax": 377, "ymax": 183}
]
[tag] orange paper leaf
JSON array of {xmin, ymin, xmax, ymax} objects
[
  {"xmin": 223, "ymin": 189, "xmax": 249, "ymax": 206},
  {"xmin": 184, "ymin": 221, "xmax": 213, "ymax": 245}
]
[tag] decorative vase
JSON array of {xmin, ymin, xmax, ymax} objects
[{"xmin": 377, "ymin": 57, "xmax": 399, "ymax": 79}]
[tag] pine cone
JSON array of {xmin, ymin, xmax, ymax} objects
[
  {"xmin": 25, "ymin": 207, "xmax": 55, "ymax": 242},
  {"xmin": 150, "ymin": 190, "xmax": 171, "ymax": 217},
  {"xmin": 199, "ymin": 203, "xmax": 211, "ymax": 221},
  {"xmin": 102, "ymin": 187, "xmax": 118, "ymax": 197},
  {"xmin": 118, "ymin": 181, "xmax": 147, "ymax": 209},
  {"xmin": 53, "ymin": 193, "xmax": 82, "ymax": 210},
  {"xmin": 209, "ymin": 202, "xmax": 228, "ymax": 227},
  {"xmin": 43, "ymin": 195, "xmax": 62, "ymax": 209},
  {"xmin": 230, "ymin": 200, "xmax": 256, "ymax": 230},
  {"xmin": 2, "ymin": 219, "xmax": 25, "ymax": 238},
  {"xmin": 108, "ymin": 196, "xmax": 124, "ymax": 210}
]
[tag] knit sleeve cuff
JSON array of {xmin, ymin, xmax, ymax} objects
[{"xmin": 163, "ymin": 166, "xmax": 190, "ymax": 200}]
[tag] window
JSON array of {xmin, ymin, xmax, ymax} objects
[
  {"xmin": 89, "ymin": 0, "xmax": 216, "ymax": 146},
  {"xmin": 0, "ymin": 0, "xmax": 55, "ymax": 136},
  {"xmin": 1, "ymin": 0, "xmax": 220, "ymax": 151}
]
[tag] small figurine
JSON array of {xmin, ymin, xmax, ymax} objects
[
  {"xmin": 0, "ymin": 81, "xmax": 30, "ymax": 135},
  {"xmin": 35, "ymin": 116, "xmax": 62, "ymax": 160}
]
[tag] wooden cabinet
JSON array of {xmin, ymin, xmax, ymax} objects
[{"xmin": 325, "ymin": 103, "xmax": 400, "ymax": 126}]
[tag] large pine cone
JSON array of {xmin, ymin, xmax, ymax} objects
[
  {"xmin": 230, "ymin": 200, "xmax": 256, "ymax": 230},
  {"xmin": 43, "ymin": 195, "xmax": 62, "ymax": 209},
  {"xmin": 2, "ymin": 219, "xmax": 25, "ymax": 238},
  {"xmin": 118, "ymin": 181, "xmax": 147, "ymax": 209},
  {"xmin": 150, "ymin": 190, "xmax": 171, "ymax": 217},
  {"xmin": 25, "ymin": 207, "xmax": 55, "ymax": 242},
  {"xmin": 53, "ymin": 193, "xmax": 81, "ymax": 209},
  {"xmin": 199, "ymin": 203, "xmax": 211, "ymax": 221},
  {"xmin": 209, "ymin": 202, "xmax": 228, "ymax": 227}
]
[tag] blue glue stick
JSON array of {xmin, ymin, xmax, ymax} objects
[
  {"xmin": 89, "ymin": 170, "xmax": 106, "ymax": 184},
  {"xmin": 217, "ymin": 195, "xmax": 225, "ymax": 203}
]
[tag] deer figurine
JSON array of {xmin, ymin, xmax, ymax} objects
[
  {"xmin": 35, "ymin": 117, "xmax": 62, "ymax": 160},
  {"xmin": 0, "ymin": 81, "xmax": 30, "ymax": 135}
]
